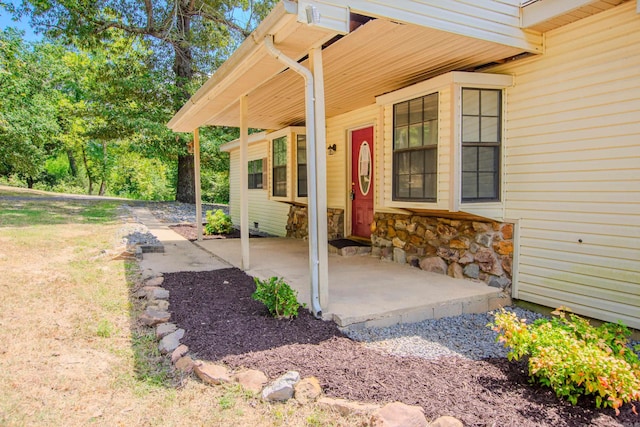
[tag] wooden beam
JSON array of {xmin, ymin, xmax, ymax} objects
[
  {"xmin": 240, "ymin": 95, "xmax": 250, "ymax": 270},
  {"xmin": 193, "ymin": 128, "xmax": 203, "ymax": 242}
]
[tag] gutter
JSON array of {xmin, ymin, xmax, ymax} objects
[{"xmin": 264, "ymin": 34, "xmax": 322, "ymax": 319}]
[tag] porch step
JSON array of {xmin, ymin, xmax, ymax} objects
[{"xmin": 328, "ymin": 238, "xmax": 371, "ymax": 256}]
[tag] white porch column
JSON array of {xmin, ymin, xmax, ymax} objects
[
  {"xmin": 310, "ymin": 46, "xmax": 329, "ymax": 310},
  {"xmin": 239, "ymin": 95, "xmax": 250, "ymax": 270},
  {"xmin": 193, "ymin": 128, "xmax": 203, "ymax": 242}
]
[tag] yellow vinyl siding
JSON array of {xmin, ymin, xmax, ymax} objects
[
  {"xmin": 325, "ymin": 104, "xmax": 379, "ymax": 210},
  {"xmin": 229, "ymin": 142, "xmax": 289, "ymax": 237},
  {"xmin": 490, "ymin": 2, "xmax": 640, "ymax": 328}
]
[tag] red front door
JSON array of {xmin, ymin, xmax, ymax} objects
[{"xmin": 351, "ymin": 127, "xmax": 374, "ymax": 238}]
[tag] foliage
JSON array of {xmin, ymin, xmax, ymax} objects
[
  {"xmin": 251, "ymin": 276, "xmax": 303, "ymax": 319},
  {"xmin": 489, "ymin": 307, "xmax": 640, "ymax": 414},
  {"xmin": 204, "ymin": 209, "xmax": 234, "ymax": 235}
]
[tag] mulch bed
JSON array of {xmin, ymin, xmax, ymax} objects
[{"xmin": 162, "ymin": 268, "xmax": 638, "ymax": 427}]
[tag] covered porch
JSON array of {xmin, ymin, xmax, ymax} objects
[{"xmin": 196, "ymin": 237, "xmax": 508, "ymax": 328}]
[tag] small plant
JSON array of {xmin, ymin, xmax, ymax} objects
[
  {"xmin": 204, "ymin": 209, "xmax": 234, "ymax": 235},
  {"xmin": 489, "ymin": 307, "xmax": 640, "ymax": 415},
  {"xmin": 251, "ymin": 276, "xmax": 304, "ymax": 319},
  {"xmin": 96, "ymin": 319, "xmax": 113, "ymax": 338}
]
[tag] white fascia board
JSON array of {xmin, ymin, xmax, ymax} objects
[
  {"xmin": 522, "ymin": 0, "xmax": 600, "ymax": 28},
  {"xmin": 297, "ymin": 0, "xmax": 350, "ymax": 34},
  {"xmin": 637, "ymin": 0, "xmax": 639, "ymax": 14}
]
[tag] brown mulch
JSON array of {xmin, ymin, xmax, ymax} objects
[{"xmin": 162, "ymin": 268, "xmax": 638, "ymax": 427}]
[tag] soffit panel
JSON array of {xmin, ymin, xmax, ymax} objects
[
  {"xmin": 527, "ymin": 0, "xmax": 627, "ymax": 32},
  {"xmin": 208, "ymin": 19, "xmax": 524, "ymax": 129}
]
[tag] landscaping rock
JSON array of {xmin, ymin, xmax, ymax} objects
[
  {"xmin": 262, "ymin": 371, "xmax": 300, "ymax": 402},
  {"xmin": 145, "ymin": 276, "xmax": 164, "ymax": 287},
  {"xmin": 156, "ymin": 323, "xmax": 177, "ymax": 339},
  {"xmin": 463, "ymin": 263, "xmax": 480, "ymax": 279},
  {"xmin": 139, "ymin": 307, "xmax": 171, "ymax": 326},
  {"xmin": 393, "ymin": 248, "xmax": 406, "ymax": 264},
  {"xmin": 171, "ymin": 344, "xmax": 189, "ymax": 364},
  {"xmin": 294, "ymin": 376, "xmax": 322, "ymax": 404},
  {"xmin": 175, "ymin": 356, "xmax": 195, "ymax": 373},
  {"xmin": 149, "ymin": 300, "xmax": 169, "ymax": 311},
  {"xmin": 236, "ymin": 369, "xmax": 268, "ymax": 394},
  {"xmin": 141, "ymin": 269, "xmax": 159, "ymax": 280},
  {"xmin": 194, "ymin": 362, "xmax": 232, "ymax": 386},
  {"xmin": 143, "ymin": 286, "xmax": 170, "ymax": 300},
  {"xmin": 419, "ymin": 257, "xmax": 447, "ymax": 275},
  {"xmin": 488, "ymin": 275, "xmax": 511, "ymax": 289},
  {"xmin": 429, "ymin": 415, "xmax": 464, "ymax": 427},
  {"xmin": 158, "ymin": 329, "xmax": 185, "ymax": 354},
  {"xmin": 317, "ymin": 397, "xmax": 380, "ymax": 416},
  {"xmin": 447, "ymin": 262, "xmax": 464, "ymax": 279},
  {"xmin": 371, "ymin": 402, "xmax": 428, "ymax": 427}
]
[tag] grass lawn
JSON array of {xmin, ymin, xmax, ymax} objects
[{"xmin": 0, "ymin": 188, "xmax": 358, "ymax": 426}]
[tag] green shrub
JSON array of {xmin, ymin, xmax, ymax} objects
[
  {"xmin": 204, "ymin": 209, "xmax": 234, "ymax": 235},
  {"xmin": 489, "ymin": 307, "xmax": 640, "ymax": 414},
  {"xmin": 251, "ymin": 277, "xmax": 303, "ymax": 319}
]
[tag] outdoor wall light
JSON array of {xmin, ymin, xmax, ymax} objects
[{"xmin": 327, "ymin": 144, "xmax": 337, "ymax": 155}]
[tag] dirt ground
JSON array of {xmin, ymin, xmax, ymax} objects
[{"xmin": 163, "ymin": 268, "xmax": 639, "ymax": 427}]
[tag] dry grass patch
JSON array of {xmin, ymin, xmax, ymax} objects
[{"xmin": 0, "ymin": 191, "xmax": 366, "ymax": 426}]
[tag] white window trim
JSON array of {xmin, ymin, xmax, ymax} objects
[
  {"xmin": 266, "ymin": 126, "xmax": 307, "ymax": 203},
  {"xmin": 376, "ymin": 71, "xmax": 513, "ymax": 218}
]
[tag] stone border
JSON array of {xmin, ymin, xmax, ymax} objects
[{"xmin": 134, "ymin": 270, "xmax": 464, "ymax": 427}]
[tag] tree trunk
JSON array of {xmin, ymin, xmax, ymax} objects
[
  {"xmin": 82, "ymin": 146, "xmax": 94, "ymax": 195},
  {"xmin": 173, "ymin": 6, "xmax": 196, "ymax": 204},
  {"xmin": 67, "ymin": 149, "xmax": 78, "ymax": 177},
  {"xmin": 26, "ymin": 176, "xmax": 34, "ymax": 189},
  {"xmin": 98, "ymin": 180, "xmax": 106, "ymax": 196}
]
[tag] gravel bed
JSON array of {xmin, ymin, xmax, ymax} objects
[
  {"xmin": 115, "ymin": 223, "xmax": 161, "ymax": 247},
  {"xmin": 145, "ymin": 201, "xmax": 229, "ymax": 223},
  {"xmin": 344, "ymin": 307, "xmax": 639, "ymax": 361}
]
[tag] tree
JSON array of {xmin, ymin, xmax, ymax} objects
[
  {"xmin": 14, "ymin": 0, "xmax": 276, "ymax": 202},
  {"xmin": 0, "ymin": 29, "xmax": 63, "ymax": 187}
]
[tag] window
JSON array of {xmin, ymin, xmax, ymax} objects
[
  {"xmin": 461, "ymin": 88, "xmax": 501, "ymax": 202},
  {"xmin": 296, "ymin": 135, "xmax": 307, "ymax": 197},
  {"xmin": 248, "ymin": 159, "xmax": 263, "ymax": 189},
  {"xmin": 393, "ymin": 92, "xmax": 438, "ymax": 201},
  {"xmin": 272, "ymin": 136, "xmax": 287, "ymax": 197}
]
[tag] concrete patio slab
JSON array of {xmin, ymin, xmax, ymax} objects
[
  {"xmin": 132, "ymin": 207, "xmax": 231, "ymax": 274},
  {"xmin": 196, "ymin": 237, "xmax": 510, "ymax": 328}
]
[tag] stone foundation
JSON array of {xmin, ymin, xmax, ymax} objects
[
  {"xmin": 286, "ymin": 205, "xmax": 344, "ymax": 241},
  {"xmin": 371, "ymin": 213, "xmax": 513, "ymax": 292}
]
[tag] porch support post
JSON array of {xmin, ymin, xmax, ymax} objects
[
  {"xmin": 193, "ymin": 128, "xmax": 203, "ymax": 242},
  {"xmin": 239, "ymin": 95, "xmax": 250, "ymax": 270},
  {"xmin": 310, "ymin": 46, "xmax": 329, "ymax": 310}
]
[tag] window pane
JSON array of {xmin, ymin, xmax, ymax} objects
[
  {"xmin": 478, "ymin": 172, "xmax": 497, "ymax": 199},
  {"xmin": 409, "ymin": 98, "xmax": 422, "ymax": 124},
  {"xmin": 394, "ymin": 127, "xmax": 408, "ymax": 150},
  {"xmin": 462, "ymin": 172, "xmax": 477, "ymax": 199},
  {"xmin": 397, "ymin": 174, "xmax": 410, "ymax": 198},
  {"xmin": 409, "ymin": 124, "xmax": 422, "ymax": 147},
  {"xmin": 478, "ymin": 147, "xmax": 497, "ymax": 171},
  {"xmin": 481, "ymin": 90, "xmax": 499, "ymax": 116},
  {"xmin": 423, "ymin": 93, "xmax": 438, "ymax": 121},
  {"xmin": 396, "ymin": 151, "xmax": 409, "ymax": 174},
  {"xmin": 298, "ymin": 165, "xmax": 307, "ymax": 197},
  {"xmin": 410, "ymin": 150, "xmax": 424, "ymax": 174},
  {"xmin": 481, "ymin": 117, "xmax": 499, "ymax": 142},
  {"xmin": 462, "ymin": 146, "xmax": 477, "ymax": 172},
  {"xmin": 256, "ymin": 174, "xmax": 263, "ymax": 189},
  {"xmin": 462, "ymin": 116, "xmax": 480, "ymax": 142},
  {"xmin": 462, "ymin": 89, "xmax": 480, "ymax": 115},
  {"xmin": 297, "ymin": 135, "xmax": 306, "ymax": 164},
  {"xmin": 424, "ymin": 148, "xmax": 437, "ymax": 174},
  {"xmin": 424, "ymin": 173, "xmax": 437, "ymax": 199},
  {"xmin": 410, "ymin": 174, "xmax": 423, "ymax": 198},
  {"xmin": 423, "ymin": 120, "xmax": 437, "ymax": 146},
  {"xmin": 395, "ymin": 102, "xmax": 409, "ymax": 127}
]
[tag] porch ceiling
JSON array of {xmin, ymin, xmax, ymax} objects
[
  {"xmin": 169, "ymin": 10, "xmax": 529, "ymax": 132},
  {"xmin": 210, "ymin": 19, "xmax": 526, "ymax": 130}
]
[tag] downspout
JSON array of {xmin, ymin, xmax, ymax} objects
[{"xmin": 264, "ymin": 34, "xmax": 322, "ymax": 318}]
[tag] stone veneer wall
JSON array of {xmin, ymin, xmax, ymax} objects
[
  {"xmin": 371, "ymin": 213, "xmax": 513, "ymax": 291},
  {"xmin": 286, "ymin": 205, "xmax": 344, "ymax": 241}
]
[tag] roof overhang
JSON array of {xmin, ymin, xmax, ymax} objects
[
  {"xmin": 522, "ymin": 0, "xmax": 629, "ymax": 32},
  {"xmin": 168, "ymin": 0, "xmax": 544, "ymax": 133}
]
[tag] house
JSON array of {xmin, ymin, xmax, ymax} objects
[{"xmin": 168, "ymin": 0, "xmax": 640, "ymax": 328}]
